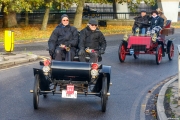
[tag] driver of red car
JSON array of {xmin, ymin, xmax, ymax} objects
[{"xmin": 132, "ymin": 10, "xmax": 150, "ymax": 36}]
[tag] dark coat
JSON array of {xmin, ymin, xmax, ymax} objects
[
  {"xmin": 48, "ymin": 24, "xmax": 78, "ymax": 52},
  {"xmin": 149, "ymin": 16, "xmax": 164, "ymax": 29},
  {"xmin": 78, "ymin": 26, "xmax": 106, "ymax": 51},
  {"xmin": 132, "ymin": 15, "xmax": 150, "ymax": 30}
]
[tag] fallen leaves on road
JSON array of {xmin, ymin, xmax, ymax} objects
[{"xmin": 0, "ymin": 24, "xmax": 132, "ymax": 42}]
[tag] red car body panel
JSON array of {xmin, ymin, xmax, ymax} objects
[{"xmin": 127, "ymin": 36, "xmax": 152, "ymax": 49}]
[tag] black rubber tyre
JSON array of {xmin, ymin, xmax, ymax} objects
[
  {"xmin": 101, "ymin": 75, "xmax": 107, "ymax": 112},
  {"xmin": 43, "ymin": 94, "xmax": 47, "ymax": 98},
  {"xmin": 118, "ymin": 41, "xmax": 126, "ymax": 62},
  {"xmin": 133, "ymin": 54, "xmax": 139, "ymax": 59},
  {"xmin": 156, "ymin": 45, "xmax": 163, "ymax": 65},
  {"xmin": 167, "ymin": 42, "xmax": 174, "ymax": 61},
  {"xmin": 33, "ymin": 74, "xmax": 40, "ymax": 109}
]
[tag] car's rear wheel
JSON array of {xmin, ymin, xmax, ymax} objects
[
  {"xmin": 43, "ymin": 94, "xmax": 47, "ymax": 98},
  {"xmin": 167, "ymin": 42, "xmax": 174, "ymax": 60},
  {"xmin": 156, "ymin": 45, "xmax": 162, "ymax": 65},
  {"xmin": 133, "ymin": 54, "xmax": 139, "ymax": 59},
  {"xmin": 101, "ymin": 74, "xmax": 107, "ymax": 112},
  {"xmin": 118, "ymin": 41, "xmax": 127, "ymax": 62},
  {"xmin": 33, "ymin": 74, "xmax": 40, "ymax": 109}
]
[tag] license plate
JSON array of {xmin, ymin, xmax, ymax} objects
[
  {"xmin": 67, "ymin": 84, "xmax": 74, "ymax": 94},
  {"xmin": 62, "ymin": 90, "xmax": 77, "ymax": 98},
  {"xmin": 62, "ymin": 85, "xmax": 77, "ymax": 99},
  {"xmin": 130, "ymin": 49, "xmax": 134, "ymax": 55}
]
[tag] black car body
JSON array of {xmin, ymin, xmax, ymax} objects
[{"xmin": 31, "ymin": 59, "xmax": 111, "ymax": 112}]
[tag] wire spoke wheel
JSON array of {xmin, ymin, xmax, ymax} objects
[
  {"xmin": 168, "ymin": 42, "xmax": 174, "ymax": 60},
  {"xmin": 156, "ymin": 45, "xmax": 162, "ymax": 65},
  {"xmin": 33, "ymin": 74, "xmax": 40, "ymax": 109},
  {"xmin": 118, "ymin": 41, "xmax": 126, "ymax": 62},
  {"xmin": 101, "ymin": 74, "xmax": 107, "ymax": 112},
  {"xmin": 133, "ymin": 54, "xmax": 139, "ymax": 59}
]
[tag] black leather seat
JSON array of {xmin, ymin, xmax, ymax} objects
[{"xmin": 164, "ymin": 20, "xmax": 171, "ymax": 28}]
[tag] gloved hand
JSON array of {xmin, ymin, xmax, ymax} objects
[
  {"xmin": 64, "ymin": 42, "xmax": 71, "ymax": 47},
  {"xmin": 99, "ymin": 48, "xmax": 105, "ymax": 54},
  {"xmin": 78, "ymin": 49, "xmax": 86, "ymax": 56}
]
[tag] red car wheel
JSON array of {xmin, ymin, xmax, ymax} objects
[
  {"xmin": 168, "ymin": 42, "xmax": 174, "ymax": 60},
  {"xmin": 118, "ymin": 41, "xmax": 126, "ymax": 62},
  {"xmin": 156, "ymin": 45, "xmax": 162, "ymax": 65}
]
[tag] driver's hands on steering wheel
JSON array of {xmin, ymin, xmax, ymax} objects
[
  {"xmin": 137, "ymin": 23, "xmax": 142, "ymax": 28},
  {"xmin": 60, "ymin": 44, "xmax": 66, "ymax": 48}
]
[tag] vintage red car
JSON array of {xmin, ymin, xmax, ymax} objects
[{"xmin": 118, "ymin": 20, "xmax": 175, "ymax": 65}]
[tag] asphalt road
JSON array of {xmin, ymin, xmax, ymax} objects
[{"xmin": 0, "ymin": 30, "xmax": 180, "ymax": 120}]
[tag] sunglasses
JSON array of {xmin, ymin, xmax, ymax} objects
[
  {"xmin": 62, "ymin": 19, "xmax": 69, "ymax": 21},
  {"xmin": 90, "ymin": 24, "xmax": 97, "ymax": 26}
]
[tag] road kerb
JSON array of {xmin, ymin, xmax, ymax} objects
[{"xmin": 157, "ymin": 75, "xmax": 178, "ymax": 120}]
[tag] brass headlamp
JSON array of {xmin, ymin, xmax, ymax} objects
[
  {"xmin": 152, "ymin": 33, "xmax": 157, "ymax": 42},
  {"xmin": 123, "ymin": 32, "xmax": 128, "ymax": 41},
  {"xmin": 135, "ymin": 28, "xmax": 140, "ymax": 36}
]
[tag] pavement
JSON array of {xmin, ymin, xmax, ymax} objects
[
  {"xmin": 169, "ymin": 79, "xmax": 180, "ymax": 119},
  {"xmin": 0, "ymin": 51, "xmax": 39, "ymax": 69},
  {"xmin": 157, "ymin": 74, "xmax": 178, "ymax": 120}
]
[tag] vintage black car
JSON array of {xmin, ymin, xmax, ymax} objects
[
  {"xmin": 83, "ymin": 7, "xmax": 100, "ymax": 18},
  {"xmin": 30, "ymin": 54, "xmax": 112, "ymax": 112}
]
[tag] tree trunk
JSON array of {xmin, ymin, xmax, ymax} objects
[
  {"xmin": 25, "ymin": 11, "xmax": 29, "ymax": 26},
  {"xmin": 3, "ymin": 12, "xmax": 17, "ymax": 28},
  {"xmin": 112, "ymin": 0, "xmax": 118, "ymax": 19},
  {"xmin": 41, "ymin": 7, "xmax": 50, "ymax": 30},
  {"xmin": 73, "ymin": 0, "xmax": 85, "ymax": 30}
]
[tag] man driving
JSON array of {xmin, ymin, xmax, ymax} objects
[
  {"xmin": 48, "ymin": 14, "xmax": 78, "ymax": 61},
  {"xmin": 78, "ymin": 19, "xmax": 106, "ymax": 63},
  {"xmin": 132, "ymin": 10, "xmax": 150, "ymax": 35}
]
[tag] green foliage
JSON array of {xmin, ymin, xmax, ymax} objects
[{"xmin": 0, "ymin": 0, "xmax": 45, "ymax": 13}]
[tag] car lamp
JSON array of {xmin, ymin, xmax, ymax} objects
[
  {"xmin": 91, "ymin": 63, "xmax": 99, "ymax": 78},
  {"xmin": 91, "ymin": 63, "xmax": 98, "ymax": 69},
  {"xmin": 123, "ymin": 33, "xmax": 128, "ymax": 41},
  {"xmin": 43, "ymin": 66, "xmax": 50, "ymax": 73},
  {"xmin": 152, "ymin": 33, "xmax": 157, "ymax": 42},
  {"xmin": 44, "ymin": 59, "xmax": 50, "ymax": 66}
]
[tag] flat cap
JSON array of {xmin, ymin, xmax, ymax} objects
[
  {"xmin": 89, "ymin": 19, "xmax": 98, "ymax": 25},
  {"xmin": 141, "ymin": 9, "xmax": 146, "ymax": 13},
  {"xmin": 61, "ymin": 14, "xmax": 69, "ymax": 20}
]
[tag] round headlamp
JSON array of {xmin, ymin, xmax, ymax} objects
[
  {"xmin": 43, "ymin": 66, "xmax": 50, "ymax": 73},
  {"xmin": 123, "ymin": 33, "xmax": 128, "ymax": 41}
]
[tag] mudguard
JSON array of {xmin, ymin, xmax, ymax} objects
[
  {"xmin": 33, "ymin": 68, "xmax": 43, "ymax": 76},
  {"xmin": 92, "ymin": 65, "xmax": 111, "ymax": 93},
  {"xmin": 33, "ymin": 68, "xmax": 50, "ymax": 91}
]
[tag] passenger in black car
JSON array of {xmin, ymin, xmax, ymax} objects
[
  {"xmin": 78, "ymin": 19, "xmax": 106, "ymax": 63},
  {"xmin": 48, "ymin": 14, "xmax": 78, "ymax": 61}
]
